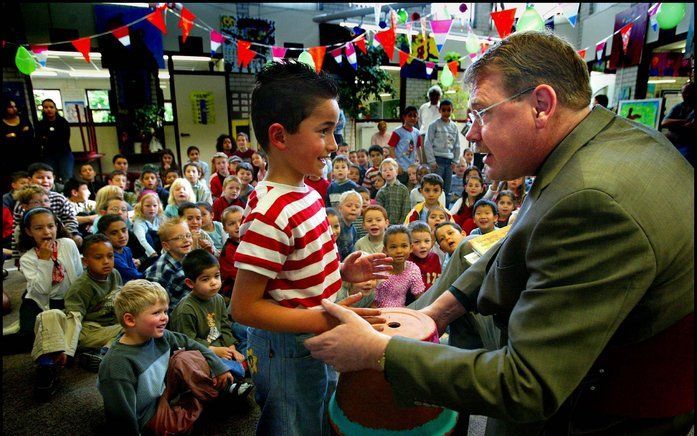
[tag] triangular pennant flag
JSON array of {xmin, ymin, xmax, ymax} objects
[
  {"xmin": 373, "ymin": 4, "xmax": 382, "ymax": 26},
  {"xmin": 178, "ymin": 7, "xmax": 196, "ymax": 43},
  {"xmin": 330, "ymin": 47, "xmax": 343, "ymax": 65},
  {"xmin": 355, "ymin": 36, "xmax": 367, "ymax": 54},
  {"xmin": 420, "ymin": 17, "xmax": 428, "ymax": 39},
  {"xmin": 71, "ymin": 37, "xmax": 91, "ymax": 63},
  {"xmin": 210, "ymin": 30, "xmax": 224, "ymax": 56},
  {"xmin": 374, "ymin": 27, "xmax": 395, "ymax": 59},
  {"xmin": 237, "ymin": 40, "xmax": 256, "ymax": 68},
  {"xmin": 146, "ymin": 7, "xmax": 167, "ymax": 34},
  {"xmin": 425, "ymin": 61, "xmax": 435, "ymax": 77},
  {"xmin": 271, "ymin": 46, "xmax": 287, "ymax": 62},
  {"xmin": 595, "ymin": 40, "xmax": 606, "ymax": 62},
  {"xmin": 648, "ymin": 3, "xmax": 659, "ymax": 32},
  {"xmin": 490, "ymin": 8, "xmax": 516, "ymax": 39},
  {"xmin": 577, "ymin": 49, "xmax": 587, "ymax": 60},
  {"xmin": 620, "ymin": 23, "xmax": 633, "ymax": 52},
  {"xmin": 558, "ymin": 3, "xmax": 580, "ymax": 27},
  {"xmin": 308, "ymin": 46, "xmax": 326, "ymax": 72},
  {"xmin": 430, "ymin": 19, "xmax": 453, "ymax": 52},
  {"xmin": 447, "ymin": 60, "xmax": 459, "ymax": 77},
  {"xmin": 345, "ymin": 43, "xmax": 357, "ymax": 69},
  {"xmin": 112, "ymin": 26, "xmax": 131, "ymax": 47},
  {"xmin": 398, "ymin": 49, "xmax": 409, "ymax": 67},
  {"xmin": 30, "ymin": 44, "xmax": 48, "ymax": 67}
]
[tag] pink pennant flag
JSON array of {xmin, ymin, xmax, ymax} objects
[
  {"xmin": 425, "ymin": 61, "xmax": 435, "ymax": 77},
  {"xmin": 30, "ymin": 44, "xmax": 48, "ymax": 67},
  {"xmin": 210, "ymin": 30, "xmax": 224, "ymax": 56},
  {"xmin": 595, "ymin": 40, "xmax": 606, "ymax": 62},
  {"xmin": 330, "ymin": 47, "xmax": 343, "ymax": 65},
  {"xmin": 112, "ymin": 26, "xmax": 131, "ymax": 47},
  {"xmin": 271, "ymin": 46, "xmax": 287, "ymax": 62},
  {"xmin": 345, "ymin": 42, "xmax": 357, "ymax": 69},
  {"xmin": 648, "ymin": 3, "xmax": 659, "ymax": 32},
  {"xmin": 620, "ymin": 23, "xmax": 633, "ymax": 53},
  {"xmin": 430, "ymin": 19, "xmax": 453, "ymax": 52}
]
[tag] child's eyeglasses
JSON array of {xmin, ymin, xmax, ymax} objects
[{"xmin": 167, "ymin": 233, "xmax": 193, "ymax": 242}]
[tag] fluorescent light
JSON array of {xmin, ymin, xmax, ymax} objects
[
  {"xmin": 68, "ymin": 71, "xmax": 110, "ymax": 78},
  {"xmin": 380, "ymin": 65, "xmax": 401, "ymax": 71},
  {"xmin": 339, "ymin": 22, "xmax": 498, "ymax": 44},
  {"xmin": 648, "ymin": 79, "xmax": 677, "ymax": 84},
  {"xmin": 378, "ymin": 92, "xmax": 392, "ymax": 97},
  {"xmin": 171, "ymin": 55, "xmax": 212, "ymax": 62},
  {"xmin": 159, "ymin": 72, "xmax": 170, "ymax": 80},
  {"xmin": 445, "ymin": 89, "xmax": 457, "ymax": 94},
  {"xmin": 47, "ymin": 50, "xmax": 102, "ymax": 59},
  {"xmin": 31, "ymin": 70, "xmax": 58, "ymax": 77}
]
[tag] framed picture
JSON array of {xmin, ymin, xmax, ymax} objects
[
  {"xmin": 617, "ymin": 98, "xmax": 663, "ymax": 130},
  {"xmin": 63, "ymin": 101, "xmax": 87, "ymax": 123}
]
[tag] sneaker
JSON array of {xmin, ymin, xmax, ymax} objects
[
  {"xmin": 78, "ymin": 350, "xmax": 103, "ymax": 373},
  {"xmin": 35, "ymin": 364, "xmax": 59, "ymax": 402},
  {"xmin": 227, "ymin": 381, "xmax": 253, "ymax": 400}
]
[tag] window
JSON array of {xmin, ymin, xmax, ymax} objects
[
  {"xmin": 33, "ymin": 89, "xmax": 63, "ymax": 119},
  {"xmin": 86, "ymin": 89, "xmax": 114, "ymax": 123},
  {"xmin": 164, "ymin": 101, "xmax": 174, "ymax": 122}
]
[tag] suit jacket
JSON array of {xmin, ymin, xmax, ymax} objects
[{"xmin": 385, "ymin": 106, "xmax": 694, "ymax": 433}]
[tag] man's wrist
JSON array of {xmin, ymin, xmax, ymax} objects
[{"xmin": 370, "ymin": 334, "xmax": 390, "ymax": 372}]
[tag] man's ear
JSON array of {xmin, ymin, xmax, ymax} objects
[
  {"xmin": 268, "ymin": 123, "xmax": 287, "ymax": 151},
  {"xmin": 531, "ymin": 85, "xmax": 557, "ymax": 128}
]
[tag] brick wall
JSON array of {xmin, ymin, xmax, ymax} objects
[{"xmin": 405, "ymin": 78, "xmax": 431, "ymax": 108}]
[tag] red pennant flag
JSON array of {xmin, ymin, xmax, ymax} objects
[
  {"xmin": 112, "ymin": 26, "xmax": 130, "ymax": 46},
  {"xmin": 178, "ymin": 7, "xmax": 196, "ymax": 43},
  {"xmin": 448, "ymin": 61, "xmax": 459, "ymax": 77},
  {"xmin": 355, "ymin": 36, "xmax": 367, "ymax": 54},
  {"xmin": 374, "ymin": 27, "xmax": 395, "ymax": 59},
  {"xmin": 147, "ymin": 7, "xmax": 167, "ymax": 34},
  {"xmin": 237, "ymin": 40, "xmax": 256, "ymax": 68},
  {"xmin": 308, "ymin": 46, "xmax": 326, "ymax": 72},
  {"xmin": 577, "ymin": 49, "xmax": 587, "ymax": 59},
  {"xmin": 490, "ymin": 8, "xmax": 516, "ymax": 39},
  {"xmin": 71, "ymin": 37, "xmax": 92, "ymax": 63},
  {"xmin": 398, "ymin": 49, "xmax": 409, "ymax": 67},
  {"xmin": 330, "ymin": 47, "xmax": 343, "ymax": 64},
  {"xmin": 620, "ymin": 23, "xmax": 633, "ymax": 52}
]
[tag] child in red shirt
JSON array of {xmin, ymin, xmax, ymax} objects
[
  {"xmin": 212, "ymin": 176, "xmax": 245, "ymax": 222},
  {"xmin": 218, "ymin": 205, "xmax": 244, "ymax": 302}
]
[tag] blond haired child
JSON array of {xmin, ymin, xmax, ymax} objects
[
  {"xmin": 132, "ymin": 191, "xmax": 164, "ymax": 257},
  {"xmin": 376, "ymin": 157, "xmax": 410, "ymax": 226},
  {"xmin": 164, "ymin": 178, "xmax": 196, "ymax": 218},
  {"xmin": 354, "ymin": 204, "xmax": 389, "ymax": 254}
]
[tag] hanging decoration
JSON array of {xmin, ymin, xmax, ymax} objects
[
  {"xmin": 656, "ymin": 3, "xmax": 686, "ymax": 30},
  {"xmin": 298, "ymin": 50, "xmax": 315, "ymax": 69},
  {"xmin": 178, "ymin": 6, "xmax": 195, "ymax": 43},
  {"xmin": 374, "ymin": 27, "xmax": 395, "ymax": 59},
  {"xmin": 425, "ymin": 61, "xmax": 435, "ymax": 76},
  {"xmin": 595, "ymin": 40, "xmax": 606, "ymax": 62},
  {"xmin": 210, "ymin": 30, "xmax": 224, "ymax": 56},
  {"xmin": 308, "ymin": 46, "xmax": 326, "ymax": 73},
  {"xmin": 345, "ymin": 42, "xmax": 357, "ymax": 69},
  {"xmin": 516, "ymin": 6, "xmax": 545, "ymax": 32},
  {"xmin": 397, "ymin": 9, "xmax": 408, "ymax": 24},
  {"xmin": 558, "ymin": 3, "xmax": 580, "ymax": 27},
  {"xmin": 71, "ymin": 37, "xmax": 92, "ymax": 62},
  {"xmin": 447, "ymin": 60, "xmax": 459, "ymax": 77},
  {"xmin": 430, "ymin": 19, "xmax": 453, "ymax": 52},
  {"xmin": 398, "ymin": 48, "xmax": 409, "ymax": 67},
  {"xmin": 577, "ymin": 49, "xmax": 586, "ymax": 59},
  {"xmin": 112, "ymin": 26, "xmax": 131, "ymax": 47},
  {"xmin": 330, "ymin": 47, "xmax": 343, "ymax": 65},
  {"xmin": 490, "ymin": 8, "xmax": 517, "ymax": 39},
  {"xmin": 237, "ymin": 40, "xmax": 256, "ymax": 68},
  {"xmin": 146, "ymin": 6, "xmax": 167, "ymax": 34},
  {"xmin": 355, "ymin": 36, "xmax": 367, "ymax": 54},
  {"xmin": 440, "ymin": 66, "xmax": 454, "ymax": 87},
  {"xmin": 620, "ymin": 23, "xmax": 633, "ymax": 52},
  {"xmin": 14, "ymin": 46, "xmax": 36, "ymax": 75},
  {"xmin": 648, "ymin": 3, "xmax": 660, "ymax": 32},
  {"xmin": 373, "ymin": 4, "xmax": 382, "ymax": 27},
  {"xmin": 30, "ymin": 45, "xmax": 49, "ymax": 67},
  {"xmin": 271, "ymin": 46, "xmax": 287, "ymax": 62},
  {"xmin": 465, "ymin": 32, "xmax": 480, "ymax": 54}
]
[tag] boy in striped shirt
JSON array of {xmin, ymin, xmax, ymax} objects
[{"xmin": 231, "ymin": 61, "xmax": 391, "ymax": 435}]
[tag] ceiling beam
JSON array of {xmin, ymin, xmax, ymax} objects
[{"xmin": 313, "ymin": 3, "xmax": 431, "ymax": 23}]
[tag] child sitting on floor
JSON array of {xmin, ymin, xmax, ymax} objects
[{"xmin": 469, "ymin": 199, "xmax": 499, "ymax": 236}]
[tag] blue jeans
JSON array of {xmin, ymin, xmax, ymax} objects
[
  {"xmin": 232, "ymin": 321, "xmax": 249, "ymax": 355},
  {"xmin": 435, "ymin": 156, "xmax": 454, "ymax": 199},
  {"xmin": 45, "ymin": 152, "xmax": 74, "ymax": 183},
  {"xmin": 246, "ymin": 328, "xmax": 331, "ymax": 436},
  {"xmin": 221, "ymin": 358, "xmax": 245, "ymax": 379}
]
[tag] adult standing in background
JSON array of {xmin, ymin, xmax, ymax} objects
[
  {"xmin": 36, "ymin": 99, "xmax": 72, "ymax": 183},
  {"xmin": 370, "ymin": 120, "xmax": 390, "ymax": 148},
  {"xmin": 334, "ymin": 108, "xmax": 346, "ymax": 145},
  {"xmin": 661, "ymin": 81, "xmax": 695, "ymax": 166},
  {"xmin": 1, "ymin": 98, "xmax": 36, "ymax": 191},
  {"xmin": 418, "ymin": 85, "xmax": 442, "ymax": 163},
  {"xmin": 306, "ymin": 31, "xmax": 694, "ymax": 435}
]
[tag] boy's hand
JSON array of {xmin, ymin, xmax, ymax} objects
[
  {"xmin": 211, "ymin": 345, "xmax": 233, "ymax": 360},
  {"xmin": 340, "ymin": 252, "xmax": 393, "ymax": 283},
  {"xmin": 333, "ymin": 294, "xmax": 385, "ymax": 329},
  {"xmin": 213, "ymin": 371, "xmax": 234, "ymax": 390},
  {"xmin": 231, "ymin": 347, "xmax": 246, "ymax": 363}
]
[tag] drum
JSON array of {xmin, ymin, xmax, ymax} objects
[{"xmin": 328, "ymin": 307, "xmax": 458, "ymax": 435}]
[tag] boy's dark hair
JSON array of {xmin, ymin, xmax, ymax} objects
[
  {"xmin": 11, "ymin": 171, "xmax": 29, "ymax": 183},
  {"xmin": 439, "ymin": 99, "xmax": 453, "ymax": 108},
  {"xmin": 473, "ymin": 199, "xmax": 498, "ymax": 216},
  {"xmin": 401, "ymin": 105, "xmax": 418, "ymax": 119},
  {"xmin": 140, "ymin": 169, "xmax": 159, "ymax": 181},
  {"xmin": 112, "ymin": 154, "xmax": 127, "ymax": 164},
  {"xmin": 407, "ymin": 220, "xmax": 431, "ymax": 235},
  {"xmin": 420, "ymin": 173, "xmax": 444, "ymax": 190},
  {"xmin": 434, "ymin": 221, "xmax": 462, "ymax": 235},
  {"xmin": 354, "ymin": 186, "xmax": 369, "ymax": 195},
  {"xmin": 384, "ymin": 224, "xmax": 411, "ymax": 245},
  {"xmin": 164, "ymin": 169, "xmax": 180, "ymax": 178},
  {"xmin": 186, "ymin": 145, "xmax": 200, "ymax": 155},
  {"xmin": 332, "ymin": 155, "xmax": 350, "ymax": 167},
  {"xmin": 182, "ymin": 249, "xmax": 219, "ymax": 281},
  {"xmin": 109, "ymin": 170, "xmax": 127, "ymax": 181},
  {"xmin": 349, "ymin": 164, "xmax": 361, "ymax": 172},
  {"xmin": 97, "ymin": 213, "xmax": 126, "ymax": 234},
  {"xmin": 251, "ymin": 60, "xmax": 338, "ymax": 152},
  {"xmin": 177, "ymin": 201, "xmax": 198, "ymax": 216},
  {"xmin": 83, "ymin": 233, "xmax": 112, "ymax": 255},
  {"xmin": 79, "ymin": 162, "xmax": 94, "ymax": 171},
  {"xmin": 62, "ymin": 178, "xmax": 87, "ymax": 198},
  {"xmin": 368, "ymin": 145, "xmax": 383, "ymax": 156},
  {"xmin": 215, "ymin": 134, "xmax": 232, "ymax": 153},
  {"xmin": 594, "ymin": 94, "xmax": 609, "ymax": 108},
  {"xmin": 183, "ymin": 162, "xmax": 201, "ymax": 174},
  {"xmin": 18, "ymin": 208, "xmax": 69, "ymax": 252},
  {"xmin": 27, "ymin": 162, "xmax": 54, "ymax": 176},
  {"xmin": 236, "ymin": 162, "xmax": 253, "ymax": 173},
  {"xmin": 325, "ymin": 207, "xmax": 339, "ymax": 218},
  {"xmin": 195, "ymin": 201, "xmax": 213, "ymax": 213},
  {"xmin": 357, "ymin": 148, "xmax": 368, "ymax": 155}
]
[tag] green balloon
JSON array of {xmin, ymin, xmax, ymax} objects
[
  {"xmin": 516, "ymin": 6, "xmax": 545, "ymax": 32},
  {"xmin": 656, "ymin": 3, "xmax": 686, "ymax": 30},
  {"xmin": 397, "ymin": 9, "xmax": 408, "ymax": 24},
  {"xmin": 440, "ymin": 67, "xmax": 454, "ymax": 87},
  {"xmin": 298, "ymin": 51, "xmax": 315, "ymax": 70},
  {"xmin": 465, "ymin": 33, "xmax": 480, "ymax": 54},
  {"xmin": 15, "ymin": 46, "xmax": 36, "ymax": 75}
]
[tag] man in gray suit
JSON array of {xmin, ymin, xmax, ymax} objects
[{"xmin": 306, "ymin": 31, "xmax": 694, "ymax": 435}]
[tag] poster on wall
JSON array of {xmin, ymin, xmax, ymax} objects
[
  {"xmin": 609, "ymin": 3, "xmax": 649, "ymax": 69},
  {"xmin": 190, "ymin": 92, "xmax": 215, "ymax": 125},
  {"xmin": 220, "ymin": 16, "xmax": 275, "ymax": 74},
  {"xmin": 617, "ymin": 98, "xmax": 663, "ymax": 130},
  {"xmin": 63, "ymin": 101, "xmax": 87, "ymax": 123},
  {"xmin": 396, "ymin": 33, "xmax": 439, "ymax": 79}
]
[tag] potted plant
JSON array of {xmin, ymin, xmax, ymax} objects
[{"xmin": 132, "ymin": 104, "xmax": 165, "ymax": 154}]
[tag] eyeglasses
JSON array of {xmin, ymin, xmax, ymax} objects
[
  {"xmin": 467, "ymin": 86, "xmax": 536, "ymax": 127},
  {"xmin": 167, "ymin": 233, "xmax": 192, "ymax": 243}
]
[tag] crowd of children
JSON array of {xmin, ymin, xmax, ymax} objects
[{"xmin": 1, "ymin": 60, "xmax": 533, "ymax": 435}]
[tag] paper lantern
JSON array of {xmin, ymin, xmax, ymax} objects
[
  {"xmin": 440, "ymin": 67, "xmax": 454, "ymax": 87},
  {"xmin": 411, "ymin": 12, "xmax": 420, "ymax": 21},
  {"xmin": 379, "ymin": 20, "xmax": 387, "ymax": 29},
  {"xmin": 656, "ymin": 3, "xmax": 686, "ymax": 30},
  {"xmin": 516, "ymin": 6, "xmax": 545, "ymax": 32},
  {"xmin": 397, "ymin": 9, "xmax": 408, "ymax": 24},
  {"xmin": 465, "ymin": 33, "xmax": 480, "ymax": 54},
  {"xmin": 298, "ymin": 51, "xmax": 315, "ymax": 70},
  {"xmin": 15, "ymin": 46, "xmax": 36, "ymax": 75},
  {"xmin": 459, "ymin": 4, "xmax": 468, "ymax": 13}
]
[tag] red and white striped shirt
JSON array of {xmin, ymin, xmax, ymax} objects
[{"xmin": 234, "ymin": 181, "xmax": 342, "ymax": 308}]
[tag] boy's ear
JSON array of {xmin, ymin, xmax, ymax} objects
[
  {"xmin": 268, "ymin": 123, "xmax": 287, "ymax": 151},
  {"xmin": 122, "ymin": 312, "xmax": 136, "ymax": 328},
  {"xmin": 461, "ymin": 230, "xmax": 467, "ymax": 237},
  {"xmin": 184, "ymin": 278, "xmax": 195, "ymax": 289}
]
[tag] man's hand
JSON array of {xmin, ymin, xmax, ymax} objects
[
  {"xmin": 305, "ymin": 299, "xmax": 390, "ymax": 373},
  {"xmin": 420, "ymin": 304, "xmax": 449, "ymax": 336},
  {"xmin": 341, "ymin": 252, "xmax": 393, "ymax": 283},
  {"xmin": 213, "ymin": 371, "xmax": 234, "ymax": 390}
]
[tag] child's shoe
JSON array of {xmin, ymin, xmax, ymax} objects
[
  {"xmin": 34, "ymin": 363, "xmax": 59, "ymax": 402},
  {"xmin": 78, "ymin": 349, "xmax": 104, "ymax": 373},
  {"xmin": 225, "ymin": 381, "xmax": 253, "ymax": 401}
]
